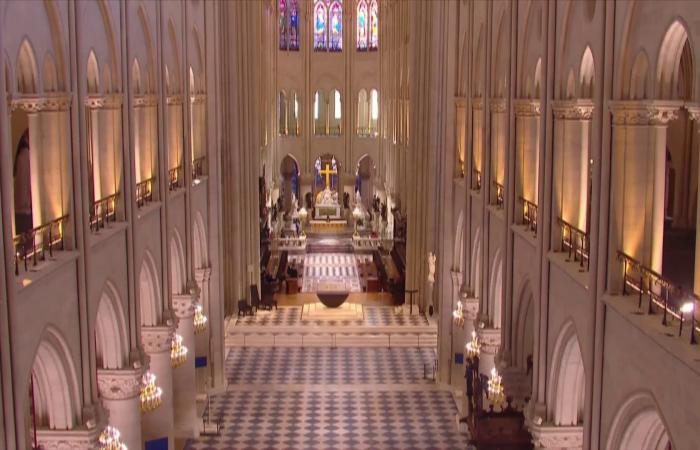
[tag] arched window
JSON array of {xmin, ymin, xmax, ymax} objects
[
  {"xmin": 369, "ymin": 0, "xmax": 378, "ymax": 50},
  {"xmin": 278, "ymin": 90, "xmax": 288, "ymax": 135},
  {"xmin": 369, "ymin": 88, "xmax": 379, "ymax": 135},
  {"xmin": 288, "ymin": 90, "xmax": 300, "ymax": 136},
  {"xmin": 357, "ymin": 89, "xmax": 368, "ymax": 135},
  {"xmin": 330, "ymin": 89, "xmax": 342, "ymax": 135},
  {"xmin": 314, "ymin": 90, "xmax": 326, "ymax": 135},
  {"xmin": 357, "ymin": 1, "xmax": 368, "ymax": 50},
  {"xmin": 329, "ymin": 2, "xmax": 343, "ymax": 51},
  {"xmin": 313, "ymin": 1, "xmax": 327, "ymax": 50},
  {"xmin": 280, "ymin": 0, "xmax": 300, "ymax": 51}
]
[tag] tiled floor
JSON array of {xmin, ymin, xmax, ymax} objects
[
  {"xmin": 234, "ymin": 306, "xmax": 429, "ymax": 328},
  {"xmin": 185, "ymin": 347, "xmax": 469, "ymax": 450}
]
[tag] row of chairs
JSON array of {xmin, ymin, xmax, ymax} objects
[{"xmin": 237, "ymin": 285, "xmax": 278, "ymax": 317}]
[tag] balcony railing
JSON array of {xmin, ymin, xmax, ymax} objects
[
  {"xmin": 90, "ymin": 193, "xmax": 119, "ymax": 232},
  {"xmin": 136, "ymin": 177, "xmax": 155, "ymax": 208},
  {"xmin": 618, "ymin": 251, "xmax": 699, "ymax": 344},
  {"xmin": 169, "ymin": 166, "xmax": 183, "ymax": 191},
  {"xmin": 192, "ymin": 156, "xmax": 206, "ymax": 180},
  {"xmin": 493, "ymin": 182, "xmax": 504, "ymax": 207},
  {"xmin": 472, "ymin": 169, "xmax": 482, "ymax": 191},
  {"xmin": 558, "ymin": 218, "xmax": 589, "ymax": 271},
  {"xmin": 519, "ymin": 197, "xmax": 538, "ymax": 234},
  {"xmin": 13, "ymin": 215, "xmax": 68, "ymax": 274}
]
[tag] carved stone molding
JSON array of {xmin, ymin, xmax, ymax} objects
[
  {"xmin": 450, "ymin": 270, "xmax": 463, "ymax": 288},
  {"xmin": 529, "ymin": 424, "xmax": 584, "ymax": 450},
  {"xmin": 37, "ymin": 428, "xmax": 101, "ymax": 450},
  {"xmin": 551, "ymin": 99, "xmax": 594, "ymax": 120},
  {"xmin": 490, "ymin": 98, "xmax": 507, "ymax": 113},
  {"xmin": 195, "ymin": 266, "xmax": 212, "ymax": 283},
  {"xmin": 477, "ymin": 327, "xmax": 502, "ymax": 354},
  {"xmin": 133, "ymin": 94, "xmax": 158, "ymax": 107},
  {"xmin": 84, "ymin": 93, "xmax": 123, "ymax": 110},
  {"xmin": 97, "ymin": 367, "xmax": 144, "ymax": 400},
  {"xmin": 190, "ymin": 93, "xmax": 207, "ymax": 104},
  {"xmin": 172, "ymin": 293, "xmax": 197, "ymax": 319},
  {"xmin": 463, "ymin": 298, "xmax": 479, "ymax": 320},
  {"xmin": 686, "ymin": 103, "xmax": 700, "ymax": 122},
  {"xmin": 141, "ymin": 325, "xmax": 174, "ymax": 353},
  {"xmin": 455, "ymin": 97, "xmax": 467, "ymax": 108},
  {"xmin": 514, "ymin": 99, "xmax": 541, "ymax": 117},
  {"xmin": 609, "ymin": 100, "xmax": 683, "ymax": 126},
  {"xmin": 166, "ymin": 94, "xmax": 184, "ymax": 105},
  {"xmin": 472, "ymin": 97, "xmax": 484, "ymax": 111},
  {"xmin": 10, "ymin": 94, "xmax": 72, "ymax": 112}
]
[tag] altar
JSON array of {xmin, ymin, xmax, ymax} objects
[{"xmin": 314, "ymin": 162, "xmax": 343, "ymax": 219}]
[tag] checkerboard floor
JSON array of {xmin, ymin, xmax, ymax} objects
[
  {"xmin": 225, "ymin": 347, "xmax": 437, "ymax": 385},
  {"xmin": 186, "ymin": 347, "xmax": 468, "ymax": 450},
  {"xmin": 235, "ymin": 306, "xmax": 429, "ymax": 328}
]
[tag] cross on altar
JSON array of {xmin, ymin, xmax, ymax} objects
[{"xmin": 319, "ymin": 163, "xmax": 337, "ymax": 189}]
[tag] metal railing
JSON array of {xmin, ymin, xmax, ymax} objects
[
  {"xmin": 169, "ymin": 166, "xmax": 183, "ymax": 191},
  {"xmin": 192, "ymin": 156, "xmax": 206, "ymax": 180},
  {"xmin": 90, "ymin": 193, "xmax": 118, "ymax": 232},
  {"xmin": 558, "ymin": 218, "xmax": 589, "ymax": 271},
  {"xmin": 519, "ymin": 197, "xmax": 538, "ymax": 234},
  {"xmin": 13, "ymin": 215, "xmax": 68, "ymax": 274},
  {"xmin": 473, "ymin": 169, "xmax": 482, "ymax": 191},
  {"xmin": 618, "ymin": 251, "xmax": 698, "ymax": 344},
  {"xmin": 136, "ymin": 177, "xmax": 154, "ymax": 208},
  {"xmin": 493, "ymin": 182, "xmax": 504, "ymax": 207}
]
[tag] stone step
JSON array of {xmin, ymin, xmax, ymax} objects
[{"xmin": 226, "ymin": 331, "xmax": 438, "ymax": 348}]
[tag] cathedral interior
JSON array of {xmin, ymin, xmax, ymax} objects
[{"xmin": 1, "ymin": 1, "xmax": 700, "ymax": 449}]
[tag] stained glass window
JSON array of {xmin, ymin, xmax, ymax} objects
[
  {"xmin": 369, "ymin": 0, "xmax": 378, "ymax": 50},
  {"xmin": 279, "ymin": 0, "xmax": 287, "ymax": 50},
  {"xmin": 357, "ymin": 1, "xmax": 368, "ymax": 50},
  {"xmin": 289, "ymin": 0, "xmax": 299, "ymax": 50},
  {"xmin": 329, "ymin": 2, "xmax": 343, "ymax": 51},
  {"xmin": 314, "ymin": 1, "xmax": 327, "ymax": 50}
]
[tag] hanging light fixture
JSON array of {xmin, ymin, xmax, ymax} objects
[
  {"xmin": 140, "ymin": 371, "xmax": 163, "ymax": 413},
  {"xmin": 194, "ymin": 303, "xmax": 208, "ymax": 335},
  {"xmin": 487, "ymin": 367, "xmax": 505, "ymax": 406},
  {"xmin": 98, "ymin": 426, "xmax": 127, "ymax": 450},
  {"xmin": 170, "ymin": 333, "xmax": 188, "ymax": 368},
  {"xmin": 465, "ymin": 330, "xmax": 481, "ymax": 358},
  {"xmin": 452, "ymin": 300, "xmax": 465, "ymax": 327}
]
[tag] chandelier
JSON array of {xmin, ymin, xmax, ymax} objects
[
  {"xmin": 170, "ymin": 333, "xmax": 188, "ymax": 368},
  {"xmin": 194, "ymin": 303, "xmax": 208, "ymax": 335},
  {"xmin": 465, "ymin": 330, "xmax": 481, "ymax": 358},
  {"xmin": 140, "ymin": 371, "xmax": 163, "ymax": 413},
  {"xmin": 98, "ymin": 426, "xmax": 127, "ymax": 450},
  {"xmin": 452, "ymin": 301, "xmax": 465, "ymax": 328},
  {"xmin": 487, "ymin": 367, "xmax": 506, "ymax": 406}
]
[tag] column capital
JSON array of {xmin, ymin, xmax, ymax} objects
[
  {"xmin": 490, "ymin": 98, "xmax": 507, "ymax": 113},
  {"xmin": 472, "ymin": 97, "xmax": 484, "ymax": 111},
  {"xmin": 141, "ymin": 325, "xmax": 174, "ymax": 354},
  {"xmin": 609, "ymin": 100, "xmax": 683, "ymax": 125},
  {"xmin": 528, "ymin": 424, "xmax": 584, "ymax": 450},
  {"xmin": 551, "ymin": 99, "xmax": 594, "ymax": 120},
  {"xmin": 9, "ymin": 93, "xmax": 72, "ymax": 113},
  {"xmin": 514, "ymin": 98, "xmax": 541, "ymax": 117},
  {"xmin": 133, "ymin": 94, "xmax": 159, "ymax": 107},
  {"xmin": 476, "ymin": 327, "xmax": 502, "ymax": 355},
  {"xmin": 686, "ymin": 103, "xmax": 700, "ymax": 122},
  {"xmin": 450, "ymin": 270, "xmax": 463, "ymax": 286},
  {"xmin": 172, "ymin": 293, "xmax": 197, "ymax": 319},
  {"xmin": 195, "ymin": 266, "xmax": 212, "ymax": 282},
  {"xmin": 37, "ymin": 428, "xmax": 101, "ymax": 450},
  {"xmin": 84, "ymin": 93, "xmax": 123, "ymax": 110},
  {"xmin": 97, "ymin": 366, "xmax": 144, "ymax": 400},
  {"xmin": 463, "ymin": 298, "xmax": 479, "ymax": 320}
]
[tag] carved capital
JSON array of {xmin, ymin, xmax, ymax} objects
[
  {"xmin": 166, "ymin": 94, "xmax": 184, "ymax": 105},
  {"xmin": 37, "ymin": 428, "xmax": 101, "ymax": 450},
  {"xmin": 472, "ymin": 97, "xmax": 484, "ymax": 111},
  {"xmin": 551, "ymin": 99, "xmax": 594, "ymax": 120},
  {"xmin": 476, "ymin": 327, "xmax": 502, "ymax": 354},
  {"xmin": 514, "ymin": 99, "xmax": 541, "ymax": 117},
  {"xmin": 141, "ymin": 325, "xmax": 174, "ymax": 353},
  {"xmin": 10, "ymin": 94, "xmax": 72, "ymax": 112},
  {"xmin": 190, "ymin": 93, "xmax": 207, "ymax": 104},
  {"xmin": 85, "ymin": 93, "xmax": 123, "ymax": 110},
  {"xmin": 172, "ymin": 293, "xmax": 197, "ymax": 319},
  {"xmin": 609, "ymin": 100, "xmax": 682, "ymax": 126},
  {"xmin": 194, "ymin": 267, "xmax": 212, "ymax": 283},
  {"xmin": 133, "ymin": 94, "xmax": 158, "ymax": 107},
  {"xmin": 686, "ymin": 103, "xmax": 700, "ymax": 122},
  {"xmin": 455, "ymin": 96, "xmax": 467, "ymax": 108},
  {"xmin": 450, "ymin": 270, "xmax": 463, "ymax": 287},
  {"xmin": 490, "ymin": 98, "xmax": 507, "ymax": 113},
  {"xmin": 529, "ymin": 424, "xmax": 584, "ymax": 450},
  {"xmin": 463, "ymin": 298, "xmax": 480, "ymax": 320},
  {"xmin": 97, "ymin": 367, "xmax": 144, "ymax": 400}
]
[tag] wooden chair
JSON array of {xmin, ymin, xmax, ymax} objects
[
  {"xmin": 237, "ymin": 299, "xmax": 252, "ymax": 317},
  {"xmin": 251, "ymin": 285, "xmax": 274, "ymax": 311}
]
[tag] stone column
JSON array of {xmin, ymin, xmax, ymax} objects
[
  {"xmin": 194, "ymin": 268, "xmax": 213, "ymax": 393},
  {"xmin": 529, "ymin": 423, "xmax": 583, "ymax": 450},
  {"xmin": 476, "ymin": 326, "xmax": 501, "ymax": 376},
  {"xmin": 97, "ymin": 366, "xmax": 144, "ymax": 450},
  {"xmin": 141, "ymin": 325, "xmax": 175, "ymax": 448},
  {"xmin": 688, "ymin": 106, "xmax": 700, "ymax": 295},
  {"xmin": 490, "ymin": 99, "xmax": 507, "ymax": 199},
  {"xmin": 551, "ymin": 100, "xmax": 594, "ymax": 248},
  {"xmin": 608, "ymin": 101, "xmax": 681, "ymax": 288},
  {"xmin": 172, "ymin": 293, "xmax": 197, "ymax": 438},
  {"xmin": 514, "ymin": 100, "xmax": 541, "ymax": 221}
]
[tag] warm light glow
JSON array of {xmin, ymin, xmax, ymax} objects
[
  {"xmin": 681, "ymin": 302, "xmax": 695, "ymax": 314},
  {"xmin": 194, "ymin": 303, "xmax": 208, "ymax": 334},
  {"xmin": 98, "ymin": 426, "xmax": 127, "ymax": 450},
  {"xmin": 466, "ymin": 330, "xmax": 481, "ymax": 358},
  {"xmin": 487, "ymin": 367, "xmax": 505, "ymax": 406},
  {"xmin": 140, "ymin": 371, "xmax": 163, "ymax": 413},
  {"xmin": 171, "ymin": 333, "xmax": 188, "ymax": 368}
]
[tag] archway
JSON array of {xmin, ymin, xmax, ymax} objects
[
  {"xmin": 488, "ymin": 249, "xmax": 503, "ymax": 327},
  {"xmin": 470, "ymin": 228, "xmax": 482, "ymax": 298},
  {"xmin": 513, "ymin": 281, "xmax": 534, "ymax": 375},
  {"xmin": 355, "ymin": 154, "xmax": 376, "ymax": 212},
  {"xmin": 547, "ymin": 321, "xmax": 585, "ymax": 427},
  {"xmin": 279, "ymin": 154, "xmax": 300, "ymax": 213},
  {"xmin": 193, "ymin": 213, "xmax": 208, "ymax": 270},
  {"xmin": 607, "ymin": 393, "xmax": 672, "ymax": 450},
  {"xmin": 139, "ymin": 251, "xmax": 162, "ymax": 327},
  {"xmin": 95, "ymin": 282, "xmax": 129, "ymax": 370},
  {"xmin": 170, "ymin": 230, "xmax": 187, "ymax": 295}
]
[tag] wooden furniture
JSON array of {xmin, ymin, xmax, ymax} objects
[
  {"xmin": 366, "ymin": 277, "xmax": 381, "ymax": 292},
  {"xmin": 286, "ymin": 277, "xmax": 299, "ymax": 294},
  {"xmin": 250, "ymin": 285, "xmax": 274, "ymax": 311},
  {"xmin": 237, "ymin": 300, "xmax": 252, "ymax": 317}
]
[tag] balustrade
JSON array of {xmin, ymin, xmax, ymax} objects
[
  {"xmin": 493, "ymin": 182, "xmax": 504, "ymax": 207},
  {"xmin": 558, "ymin": 218, "xmax": 589, "ymax": 271},
  {"xmin": 519, "ymin": 197, "xmax": 537, "ymax": 234},
  {"xmin": 192, "ymin": 157, "xmax": 206, "ymax": 180},
  {"xmin": 90, "ymin": 193, "xmax": 119, "ymax": 232},
  {"xmin": 136, "ymin": 177, "xmax": 155, "ymax": 208},
  {"xmin": 169, "ymin": 166, "xmax": 183, "ymax": 191},
  {"xmin": 472, "ymin": 169, "xmax": 482, "ymax": 191},
  {"xmin": 13, "ymin": 215, "xmax": 68, "ymax": 274}
]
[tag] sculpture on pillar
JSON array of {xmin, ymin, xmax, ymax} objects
[{"xmin": 427, "ymin": 252, "xmax": 437, "ymax": 283}]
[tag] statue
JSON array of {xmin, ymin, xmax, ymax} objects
[
  {"xmin": 427, "ymin": 252, "xmax": 437, "ymax": 283},
  {"xmin": 291, "ymin": 192, "xmax": 299, "ymax": 211}
]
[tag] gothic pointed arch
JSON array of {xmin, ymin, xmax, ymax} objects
[
  {"xmin": 95, "ymin": 281, "xmax": 129, "ymax": 370},
  {"xmin": 139, "ymin": 251, "xmax": 162, "ymax": 327},
  {"xmin": 513, "ymin": 279, "xmax": 534, "ymax": 372},
  {"xmin": 607, "ymin": 392, "xmax": 672, "ymax": 450},
  {"xmin": 656, "ymin": 20, "xmax": 693, "ymax": 100},
  {"xmin": 547, "ymin": 321, "xmax": 586, "ymax": 426},
  {"xmin": 16, "ymin": 39, "xmax": 38, "ymax": 94},
  {"xmin": 488, "ymin": 248, "xmax": 504, "ymax": 327},
  {"xmin": 170, "ymin": 228, "xmax": 187, "ymax": 295},
  {"xmin": 579, "ymin": 46, "xmax": 595, "ymax": 99},
  {"xmin": 193, "ymin": 212, "xmax": 208, "ymax": 270}
]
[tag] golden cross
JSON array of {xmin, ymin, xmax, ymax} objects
[{"xmin": 319, "ymin": 163, "xmax": 337, "ymax": 189}]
